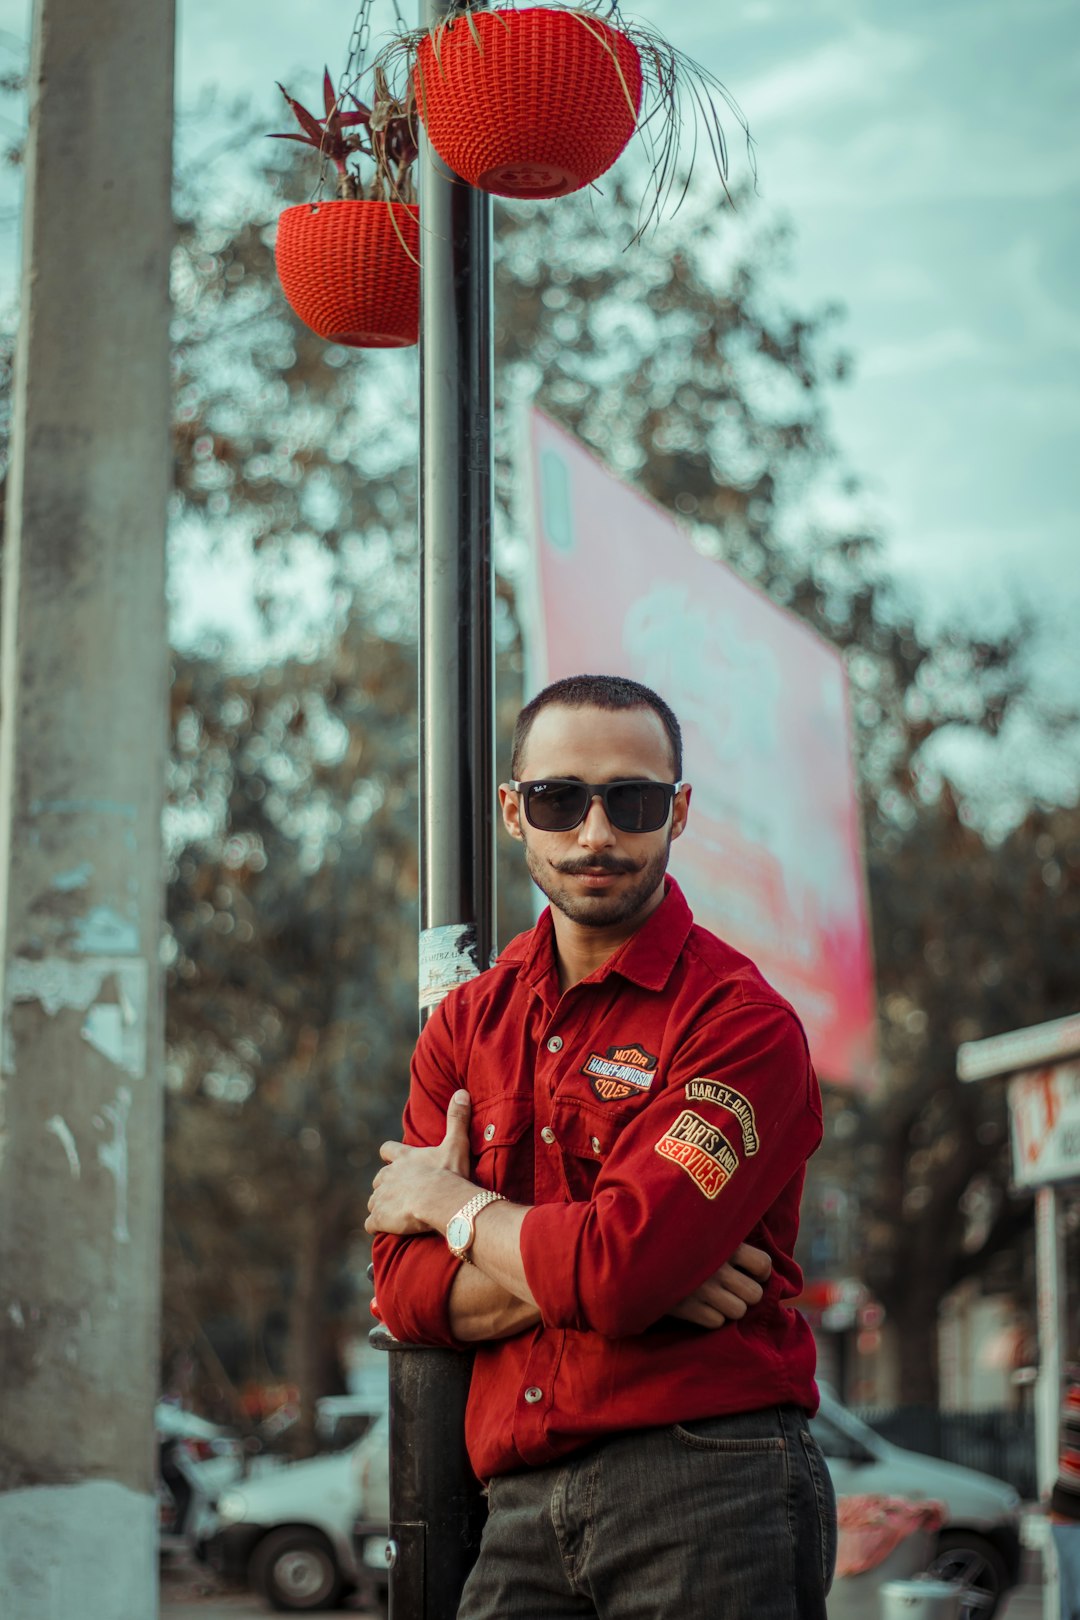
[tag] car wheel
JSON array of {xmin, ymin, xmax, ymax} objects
[
  {"xmin": 927, "ymin": 1531, "xmax": 1010, "ymax": 1620},
  {"xmin": 250, "ymin": 1527, "xmax": 344, "ymax": 1613}
]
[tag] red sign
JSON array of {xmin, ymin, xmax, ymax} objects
[{"xmin": 524, "ymin": 411, "xmax": 877, "ymax": 1089}]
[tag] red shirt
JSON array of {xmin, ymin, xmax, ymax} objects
[{"xmin": 372, "ymin": 879, "xmax": 823, "ymax": 1480}]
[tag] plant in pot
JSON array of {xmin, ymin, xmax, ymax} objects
[
  {"xmin": 271, "ymin": 66, "xmax": 420, "ymax": 348},
  {"xmin": 372, "ymin": 0, "xmax": 751, "ymax": 232}
]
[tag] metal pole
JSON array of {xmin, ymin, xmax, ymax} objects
[
  {"xmin": 1035, "ymin": 1183, "xmax": 1064, "ymax": 1620},
  {"xmin": 380, "ymin": 4, "xmax": 495, "ymax": 1617},
  {"xmin": 0, "ymin": 0, "xmax": 174, "ymax": 1614}
]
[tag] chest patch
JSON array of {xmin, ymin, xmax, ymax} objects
[
  {"xmin": 581, "ymin": 1043, "xmax": 657, "ymax": 1102},
  {"xmin": 684, "ymin": 1079, "xmax": 759, "ymax": 1156},
  {"xmin": 654, "ymin": 1109, "xmax": 738, "ymax": 1200}
]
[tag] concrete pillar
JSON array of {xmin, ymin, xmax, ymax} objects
[{"xmin": 0, "ymin": 0, "xmax": 174, "ymax": 1615}]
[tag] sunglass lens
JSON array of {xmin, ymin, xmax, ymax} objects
[
  {"xmin": 607, "ymin": 782, "xmax": 669, "ymax": 832},
  {"xmin": 526, "ymin": 782, "xmax": 589, "ymax": 831}
]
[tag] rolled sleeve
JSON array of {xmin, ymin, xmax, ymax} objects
[
  {"xmin": 520, "ymin": 1001, "xmax": 821, "ymax": 1338},
  {"xmin": 371, "ymin": 1230, "xmax": 463, "ymax": 1348},
  {"xmin": 370, "ymin": 1002, "xmax": 468, "ymax": 1349}
]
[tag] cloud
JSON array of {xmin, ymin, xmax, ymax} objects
[
  {"xmin": 1005, "ymin": 237, "xmax": 1080, "ymax": 353},
  {"xmin": 856, "ymin": 327, "xmax": 1004, "ymax": 380},
  {"xmin": 755, "ymin": 105, "xmax": 1080, "ymax": 208},
  {"xmin": 739, "ymin": 24, "xmax": 927, "ymax": 123},
  {"xmin": 857, "ymin": 260, "xmax": 940, "ymax": 301},
  {"xmin": 676, "ymin": 0, "xmax": 1080, "ymax": 209}
]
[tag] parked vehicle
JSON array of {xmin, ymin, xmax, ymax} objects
[
  {"xmin": 156, "ymin": 1402, "xmax": 247, "ymax": 1548},
  {"xmin": 812, "ymin": 1387, "xmax": 1023, "ymax": 1619},
  {"xmin": 199, "ymin": 1407, "xmax": 388, "ymax": 1613},
  {"xmin": 354, "ymin": 1391, "xmax": 1022, "ymax": 1620},
  {"xmin": 208, "ymin": 1383, "xmax": 1020, "ymax": 1616},
  {"xmin": 255, "ymin": 1391, "xmax": 384, "ymax": 1461},
  {"xmin": 352, "ymin": 1414, "xmax": 391, "ymax": 1610}
]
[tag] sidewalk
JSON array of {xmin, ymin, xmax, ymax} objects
[
  {"xmin": 1001, "ymin": 1586, "xmax": 1045, "ymax": 1619},
  {"xmin": 1003, "ymin": 1503, "xmax": 1051, "ymax": 1618}
]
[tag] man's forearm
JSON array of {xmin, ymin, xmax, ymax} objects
[
  {"xmin": 405, "ymin": 1168, "xmax": 539, "ymax": 1312},
  {"xmin": 370, "ymin": 1147, "xmax": 771, "ymax": 1339},
  {"xmin": 448, "ymin": 1263, "xmax": 542, "ymax": 1342},
  {"xmin": 378, "ymin": 1174, "xmax": 539, "ymax": 1340}
]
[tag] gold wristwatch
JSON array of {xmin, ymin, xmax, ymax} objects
[{"xmin": 446, "ymin": 1189, "xmax": 507, "ymax": 1263}]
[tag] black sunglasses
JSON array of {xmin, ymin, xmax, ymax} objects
[{"xmin": 507, "ymin": 779, "xmax": 683, "ymax": 834}]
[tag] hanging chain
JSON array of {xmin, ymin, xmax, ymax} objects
[
  {"xmin": 309, "ymin": 0, "xmax": 374, "ymax": 201},
  {"xmin": 338, "ymin": 0, "xmax": 375, "ymax": 108},
  {"xmin": 310, "ymin": 0, "xmax": 407, "ymax": 203}
]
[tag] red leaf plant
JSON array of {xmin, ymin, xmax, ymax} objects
[{"xmin": 271, "ymin": 66, "xmax": 419, "ymax": 205}]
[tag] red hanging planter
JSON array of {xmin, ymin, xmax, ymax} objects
[
  {"xmin": 274, "ymin": 199, "xmax": 420, "ymax": 349},
  {"xmin": 414, "ymin": 7, "xmax": 643, "ymax": 199}
]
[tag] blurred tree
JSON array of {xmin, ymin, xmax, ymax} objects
[
  {"xmin": 163, "ymin": 623, "xmax": 419, "ymax": 1443},
  {"xmin": 169, "ymin": 146, "xmax": 419, "ymax": 643},
  {"xmin": 857, "ymin": 793, "xmax": 1080, "ymax": 1400},
  {"xmin": 158, "ymin": 148, "xmax": 425, "ymax": 1442}
]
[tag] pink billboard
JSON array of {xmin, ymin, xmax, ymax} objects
[{"xmin": 524, "ymin": 410, "xmax": 877, "ymax": 1090}]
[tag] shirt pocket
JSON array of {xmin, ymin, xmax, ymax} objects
[
  {"xmin": 469, "ymin": 1091, "xmax": 533, "ymax": 1197},
  {"xmin": 553, "ymin": 1095, "xmax": 641, "ymax": 1200}
]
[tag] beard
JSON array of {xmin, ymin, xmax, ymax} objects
[{"xmin": 522, "ymin": 832, "xmax": 672, "ymax": 929}]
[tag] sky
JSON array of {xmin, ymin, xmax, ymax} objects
[{"xmin": 0, "ymin": 0, "xmax": 1076, "ymax": 788}]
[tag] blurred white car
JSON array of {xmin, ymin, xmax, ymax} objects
[
  {"xmin": 200, "ymin": 1409, "xmax": 388, "ymax": 1613},
  {"xmin": 356, "ymin": 1391, "xmax": 1021, "ymax": 1620},
  {"xmin": 812, "ymin": 1388, "xmax": 1022, "ymax": 1619},
  {"xmin": 203, "ymin": 1384, "xmax": 1021, "ymax": 1617}
]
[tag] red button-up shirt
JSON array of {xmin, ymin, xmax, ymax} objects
[{"xmin": 372, "ymin": 879, "xmax": 823, "ymax": 1481}]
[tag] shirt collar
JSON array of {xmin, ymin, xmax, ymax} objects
[{"xmin": 507, "ymin": 876, "xmax": 694, "ymax": 997}]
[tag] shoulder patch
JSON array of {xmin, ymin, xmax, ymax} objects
[
  {"xmin": 684, "ymin": 1079, "xmax": 759, "ymax": 1156},
  {"xmin": 654, "ymin": 1109, "xmax": 738, "ymax": 1200}
]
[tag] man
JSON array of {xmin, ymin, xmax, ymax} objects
[{"xmin": 368, "ymin": 673, "xmax": 836, "ymax": 1619}]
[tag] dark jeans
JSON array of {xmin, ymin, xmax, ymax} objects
[{"xmin": 458, "ymin": 1405, "xmax": 837, "ymax": 1619}]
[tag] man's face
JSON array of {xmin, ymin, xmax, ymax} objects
[{"xmin": 500, "ymin": 703, "xmax": 690, "ymax": 931}]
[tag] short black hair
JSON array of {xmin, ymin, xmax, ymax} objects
[{"xmin": 511, "ymin": 674, "xmax": 683, "ymax": 779}]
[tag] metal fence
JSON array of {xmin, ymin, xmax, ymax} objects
[{"xmin": 855, "ymin": 1405, "xmax": 1037, "ymax": 1501}]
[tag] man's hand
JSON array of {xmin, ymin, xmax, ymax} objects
[
  {"xmin": 365, "ymin": 1089, "xmax": 473, "ymax": 1236},
  {"xmin": 668, "ymin": 1241, "xmax": 772, "ymax": 1329}
]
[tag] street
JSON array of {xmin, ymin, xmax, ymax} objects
[
  {"xmin": 159, "ymin": 1553, "xmax": 1046, "ymax": 1620},
  {"xmin": 159, "ymin": 1548, "xmax": 378, "ymax": 1617},
  {"xmin": 161, "ymin": 1594, "xmax": 1047, "ymax": 1620}
]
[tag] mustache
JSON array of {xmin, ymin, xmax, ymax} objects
[{"xmin": 556, "ymin": 856, "xmax": 640, "ymax": 876}]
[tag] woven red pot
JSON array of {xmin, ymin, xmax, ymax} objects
[
  {"xmin": 274, "ymin": 199, "xmax": 420, "ymax": 348},
  {"xmin": 414, "ymin": 8, "xmax": 642, "ymax": 199}
]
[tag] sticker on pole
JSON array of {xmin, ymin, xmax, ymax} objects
[
  {"xmin": 419, "ymin": 924, "xmax": 480, "ymax": 1010},
  {"xmin": 1008, "ymin": 1062, "xmax": 1080, "ymax": 1187}
]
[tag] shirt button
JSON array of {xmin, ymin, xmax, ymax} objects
[
  {"xmin": 590, "ymin": 1136, "xmax": 602, "ymax": 1154},
  {"xmin": 540, "ymin": 1127, "xmax": 556, "ymax": 1145},
  {"xmin": 546, "ymin": 1035, "xmax": 563, "ymax": 1053},
  {"xmin": 483, "ymin": 1123, "xmax": 495, "ymax": 1142},
  {"xmin": 524, "ymin": 1386, "xmax": 543, "ymax": 1404}
]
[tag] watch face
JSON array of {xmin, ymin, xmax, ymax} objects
[{"xmin": 446, "ymin": 1214, "xmax": 471, "ymax": 1253}]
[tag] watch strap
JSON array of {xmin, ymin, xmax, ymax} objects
[{"xmin": 447, "ymin": 1189, "xmax": 507, "ymax": 1262}]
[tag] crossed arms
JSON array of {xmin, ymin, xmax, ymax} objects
[
  {"xmin": 369, "ymin": 996, "xmax": 819, "ymax": 1344},
  {"xmin": 366, "ymin": 1087, "xmax": 774, "ymax": 1343}
]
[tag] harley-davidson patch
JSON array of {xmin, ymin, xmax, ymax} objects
[
  {"xmin": 582, "ymin": 1044, "xmax": 657, "ymax": 1102},
  {"xmin": 684, "ymin": 1079, "xmax": 759, "ymax": 1156},
  {"xmin": 654, "ymin": 1109, "xmax": 738, "ymax": 1200}
]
